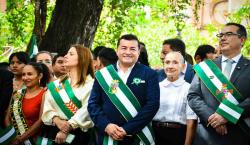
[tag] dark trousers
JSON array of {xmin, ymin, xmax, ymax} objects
[
  {"xmin": 153, "ymin": 122, "xmax": 186, "ymax": 145},
  {"xmin": 42, "ymin": 125, "xmax": 94, "ymax": 145}
]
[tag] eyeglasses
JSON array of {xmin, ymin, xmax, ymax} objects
[{"xmin": 216, "ymin": 32, "xmax": 241, "ymax": 38}]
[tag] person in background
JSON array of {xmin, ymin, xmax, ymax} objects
[
  {"xmin": 188, "ymin": 23, "xmax": 250, "ymax": 145},
  {"xmin": 5, "ymin": 62, "xmax": 50, "ymax": 145},
  {"xmin": 52, "ymin": 54, "xmax": 67, "ymax": 78},
  {"xmin": 36, "ymin": 51, "xmax": 54, "ymax": 81},
  {"xmin": 92, "ymin": 46, "xmax": 106, "ymax": 71},
  {"xmin": 194, "ymin": 44, "xmax": 216, "ymax": 63},
  {"xmin": 153, "ymin": 51, "xmax": 197, "ymax": 145},
  {"xmin": 42, "ymin": 44, "xmax": 95, "ymax": 145},
  {"xmin": 185, "ymin": 53, "xmax": 194, "ymax": 65},
  {"xmin": 0, "ymin": 69, "xmax": 13, "ymax": 128},
  {"xmin": 0, "ymin": 62, "xmax": 10, "ymax": 70},
  {"xmin": 88, "ymin": 34, "xmax": 159, "ymax": 145},
  {"xmin": 158, "ymin": 38, "xmax": 195, "ymax": 83},
  {"xmin": 138, "ymin": 42, "xmax": 150, "ymax": 67},
  {"xmin": 9, "ymin": 51, "xmax": 30, "ymax": 91},
  {"xmin": 95, "ymin": 47, "xmax": 118, "ymax": 70}
]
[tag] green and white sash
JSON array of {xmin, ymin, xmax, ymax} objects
[
  {"xmin": 0, "ymin": 125, "xmax": 16, "ymax": 145},
  {"xmin": 194, "ymin": 60, "xmax": 244, "ymax": 124},
  {"xmin": 10, "ymin": 89, "xmax": 35, "ymax": 145},
  {"xmin": 47, "ymin": 79, "xmax": 82, "ymax": 119},
  {"xmin": 95, "ymin": 65, "xmax": 155, "ymax": 145},
  {"xmin": 36, "ymin": 137, "xmax": 53, "ymax": 145}
]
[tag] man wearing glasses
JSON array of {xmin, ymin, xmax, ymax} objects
[{"xmin": 188, "ymin": 23, "xmax": 250, "ymax": 145}]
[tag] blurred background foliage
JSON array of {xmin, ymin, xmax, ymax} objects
[{"xmin": 0, "ymin": 0, "xmax": 249, "ymax": 66}]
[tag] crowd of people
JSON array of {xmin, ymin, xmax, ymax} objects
[{"xmin": 0, "ymin": 22, "xmax": 249, "ymax": 145}]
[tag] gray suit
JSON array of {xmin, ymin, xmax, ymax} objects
[{"xmin": 188, "ymin": 56, "xmax": 250, "ymax": 145}]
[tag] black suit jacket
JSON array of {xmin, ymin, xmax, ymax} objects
[
  {"xmin": 0, "ymin": 69, "xmax": 13, "ymax": 128},
  {"xmin": 188, "ymin": 56, "xmax": 250, "ymax": 145}
]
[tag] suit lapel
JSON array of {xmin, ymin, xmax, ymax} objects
[
  {"xmin": 230, "ymin": 56, "xmax": 249, "ymax": 83},
  {"xmin": 214, "ymin": 57, "xmax": 222, "ymax": 69},
  {"xmin": 126, "ymin": 63, "xmax": 140, "ymax": 85}
]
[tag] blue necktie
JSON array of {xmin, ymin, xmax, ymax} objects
[{"xmin": 223, "ymin": 59, "xmax": 235, "ymax": 79}]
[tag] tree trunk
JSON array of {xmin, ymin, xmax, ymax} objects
[{"xmin": 39, "ymin": 0, "xmax": 104, "ymax": 54}]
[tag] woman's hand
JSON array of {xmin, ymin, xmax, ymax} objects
[
  {"xmin": 53, "ymin": 117, "xmax": 71, "ymax": 133},
  {"xmin": 55, "ymin": 131, "xmax": 67, "ymax": 144}
]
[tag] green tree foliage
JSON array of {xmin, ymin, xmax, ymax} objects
[
  {"xmin": 94, "ymin": 0, "xmax": 218, "ymax": 66},
  {"xmin": 229, "ymin": 3, "xmax": 250, "ymax": 57}
]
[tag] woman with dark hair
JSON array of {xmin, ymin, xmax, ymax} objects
[
  {"xmin": 42, "ymin": 44, "xmax": 95, "ymax": 145},
  {"xmin": 4, "ymin": 62, "xmax": 50, "ymax": 145},
  {"xmin": 9, "ymin": 51, "xmax": 30, "ymax": 91}
]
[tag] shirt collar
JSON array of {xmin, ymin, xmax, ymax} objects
[
  {"xmin": 222, "ymin": 54, "xmax": 242, "ymax": 63},
  {"xmin": 116, "ymin": 61, "xmax": 135, "ymax": 73},
  {"xmin": 161, "ymin": 76, "xmax": 186, "ymax": 87}
]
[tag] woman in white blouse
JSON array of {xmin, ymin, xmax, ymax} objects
[
  {"xmin": 153, "ymin": 51, "xmax": 197, "ymax": 145},
  {"xmin": 42, "ymin": 44, "xmax": 95, "ymax": 145}
]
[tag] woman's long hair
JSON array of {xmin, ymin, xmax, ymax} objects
[{"xmin": 71, "ymin": 44, "xmax": 94, "ymax": 86}]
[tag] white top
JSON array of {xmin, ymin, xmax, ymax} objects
[
  {"xmin": 116, "ymin": 61, "xmax": 135, "ymax": 83},
  {"xmin": 153, "ymin": 77, "xmax": 197, "ymax": 125},
  {"xmin": 42, "ymin": 75, "xmax": 94, "ymax": 132},
  {"xmin": 221, "ymin": 54, "xmax": 242, "ymax": 77}
]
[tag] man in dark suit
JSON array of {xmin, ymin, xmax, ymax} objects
[
  {"xmin": 88, "ymin": 34, "xmax": 160, "ymax": 145},
  {"xmin": 157, "ymin": 38, "xmax": 194, "ymax": 83},
  {"xmin": 0, "ymin": 68, "xmax": 13, "ymax": 128},
  {"xmin": 188, "ymin": 23, "xmax": 250, "ymax": 145}
]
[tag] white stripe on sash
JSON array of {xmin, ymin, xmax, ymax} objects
[
  {"xmin": 199, "ymin": 62, "xmax": 239, "ymax": 105},
  {"xmin": 218, "ymin": 103, "xmax": 241, "ymax": 119},
  {"xmin": 100, "ymin": 68, "xmax": 138, "ymax": 116},
  {"xmin": 0, "ymin": 127, "xmax": 15, "ymax": 143},
  {"xmin": 100, "ymin": 68, "xmax": 154, "ymax": 144},
  {"xmin": 41, "ymin": 138, "xmax": 48, "ymax": 145},
  {"xmin": 53, "ymin": 80, "xmax": 71, "ymax": 103},
  {"xmin": 107, "ymin": 136, "xmax": 113, "ymax": 145}
]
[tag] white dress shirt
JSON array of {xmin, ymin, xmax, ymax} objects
[
  {"xmin": 153, "ymin": 77, "xmax": 197, "ymax": 125},
  {"xmin": 116, "ymin": 61, "xmax": 135, "ymax": 83},
  {"xmin": 221, "ymin": 54, "xmax": 242, "ymax": 78}
]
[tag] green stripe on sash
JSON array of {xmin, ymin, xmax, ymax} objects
[
  {"xmin": 47, "ymin": 82, "xmax": 74, "ymax": 118},
  {"xmin": 0, "ymin": 126, "xmax": 16, "ymax": 145},
  {"xmin": 36, "ymin": 137, "xmax": 53, "ymax": 145},
  {"xmin": 96, "ymin": 65, "xmax": 154, "ymax": 145},
  {"xmin": 205, "ymin": 60, "xmax": 243, "ymax": 102},
  {"xmin": 194, "ymin": 60, "xmax": 244, "ymax": 124},
  {"xmin": 63, "ymin": 80, "xmax": 82, "ymax": 108},
  {"xmin": 95, "ymin": 71, "xmax": 133, "ymax": 120},
  {"xmin": 106, "ymin": 65, "xmax": 141, "ymax": 110},
  {"xmin": 194, "ymin": 64, "xmax": 225, "ymax": 102}
]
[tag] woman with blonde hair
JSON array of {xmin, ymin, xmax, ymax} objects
[{"xmin": 42, "ymin": 44, "xmax": 95, "ymax": 145}]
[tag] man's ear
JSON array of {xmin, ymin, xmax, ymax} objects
[{"xmin": 240, "ymin": 37, "xmax": 246, "ymax": 47}]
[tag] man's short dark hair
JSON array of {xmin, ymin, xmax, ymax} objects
[
  {"xmin": 92, "ymin": 46, "xmax": 106, "ymax": 60},
  {"xmin": 162, "ymin": 38, "xmax": 186, "ymax": 58},
  {"xmin": 52, "ymin": 53, "xmax": 65, "ymax": 65},
  {"xmin": 9, "ymin": 51, "xmax": 30, "ymax": 64},
  {"xmin": 194, "ymin": 45, "xmax": 215, "ymax": 61},
  {"xmin": 98, "ymin": 48, "xmax": 118, "ymax": 66},
  {"xmin": 226, "ymin": 23, "xmax": 247, "ymax": 38},
  {"xmin": 117, "ymin": 34, "xmax": 140, "ymax": 48}
]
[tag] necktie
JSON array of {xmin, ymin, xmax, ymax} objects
[{"xmin": 223, "ymin": 59, "xmax": 235, "ymax": 79}]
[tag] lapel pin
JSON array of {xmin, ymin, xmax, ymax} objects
[{"xmin": 236, "ymin": 66, "xmax": 241, "ymax": 70}]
